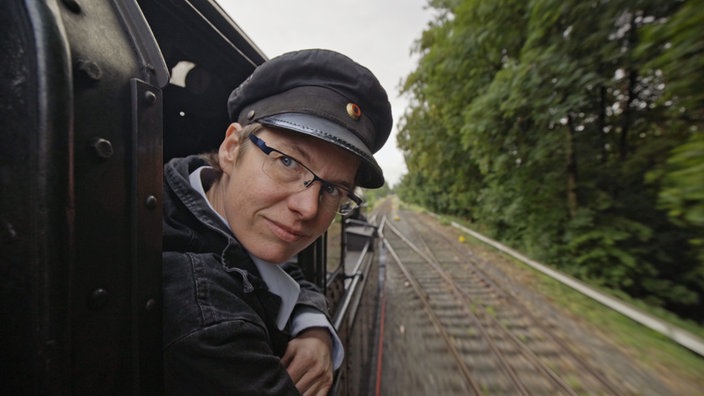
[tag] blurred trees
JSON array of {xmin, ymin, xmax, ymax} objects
[
  {"xmin": 362, "ymin": 181, "xmax": 392, "ymax": 210},
  {"xmin": 397, "ymin": 0, "xmax": 703, "ymax": 319}
]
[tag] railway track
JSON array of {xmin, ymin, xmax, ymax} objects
[{"xmin": 375, "ymin": 203, "xmax": 631, "ymax": 395}]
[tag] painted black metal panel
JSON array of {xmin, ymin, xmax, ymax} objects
[
  {"xmin": 1, "ymin": 0, "xmax": 73, "ymax": 393},
  {"xmin": 1, "ymin": 0, "xmax": 166, "ymax": 393}
]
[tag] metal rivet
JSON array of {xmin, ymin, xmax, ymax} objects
[
  {"xmin": 90, "ymin": 137, "xmax": 113, "ymax": 159},
  {"xmin": 144, "ymin": 90, "xmax": 157, "ymax": 105},
  {"xmin": 88, "ymin": 288, "xmax": 109, "ymax": 310},
  {"xmin": 247, "ymin": 110, "xmax": 255, "ymax": 120},
  {"xmin": 145, "ymin": 298, "xmax": 157, "ymax": 312},
  {"xmin": 61, "ymin": 0, "xmax": 81, "ymax": 13},
  {"xmin": 145, "ymin": 195, "xmax": 158, "ymax": 209},
  {"xmin": 76, "ymin": 59, "xmax": 102, "ymax": 81}
]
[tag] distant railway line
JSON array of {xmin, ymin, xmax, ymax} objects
[{"xmin": 373, "ymin": 201, "xmax": 669, "ymax": 395}]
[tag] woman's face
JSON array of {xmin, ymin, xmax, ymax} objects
[{"xmin": 209, "ymin": 123, "xmax": 360, "ymax": 263}]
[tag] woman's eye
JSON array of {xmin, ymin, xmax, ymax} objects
[
  {"xmin": 278, "ymin": 156, "xmax": 297, "ymax": 168},
  {"xmin": 322, "ymin": 183, "xmax": 342, "ymax": 197}
]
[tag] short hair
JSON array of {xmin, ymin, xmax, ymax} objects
[{"xmin": 199, "ymin": 123, "xmax": 265, "ymax": 178}]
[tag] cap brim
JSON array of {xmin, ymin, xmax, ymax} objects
[{"xmin": 258, "ymin": 113, "xmax": 385, "ymax": 188}]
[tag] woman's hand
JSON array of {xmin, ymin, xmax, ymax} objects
[{"xmin": 281, "ymin": 327, "xmax": 334, "ymax": 396}]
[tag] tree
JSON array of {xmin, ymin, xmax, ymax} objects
[{"xmin": 398, "ymin": 0, "xmax": 703, "ymax": 318}]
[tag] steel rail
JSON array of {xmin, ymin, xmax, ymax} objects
[
  {"xmin": 411, "ymin": 215, "xmax": 623, "ymax": 395},
  {"xmin": 386, "ymin": 220, "xmax": 537, "ymax": 396},
  {"xmin": 381, "ymin": 218, "xmax": 484, "ymax": 395},
  {"xmin": 395, "ymin": 219, "xmax": 581, "ymax": 395},
  {"xmin": 402, "ymin": 214, "xmax": 625, "ymax": 395}
]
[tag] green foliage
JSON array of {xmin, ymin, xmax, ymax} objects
[
  {"xmin": 656, "ymin": 134, "xmax": 704, "ymax": 227},
  {"xmin": 566, "ymin": 208, "xmax": 652, "ymax": 287},
  {"xmin": 398, "ymin": 0, "xmax": 704, "ymax": 319},
  {"xmin": 637, "ymin": 0, "xmax": 704, "ymax": 119}
]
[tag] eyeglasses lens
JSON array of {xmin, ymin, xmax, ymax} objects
[{"xmin": 261, "ymin": 154, "xmax": 358, "ymax": 215}]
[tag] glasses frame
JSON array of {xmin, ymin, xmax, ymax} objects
[{"xmin": 248, "ymin": 134, "xmax": 363, "ymax": 214}]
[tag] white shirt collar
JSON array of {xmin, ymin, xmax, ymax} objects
[
  {"xmin": 250, "ymin": 256, "xmax": 300, "ymax": 330},
  {"xmin": 189, "ymin": 165, "xmax": 300, "ymax": 330}
]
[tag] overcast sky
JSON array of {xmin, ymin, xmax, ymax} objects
[{"xmin": 219, "ymin": 0, "xmax": 434, "ymax": 187}]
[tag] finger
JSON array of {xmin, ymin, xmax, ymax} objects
[
  {"xmin": 297, "ymin": 367, "xmax": 331, "ymax": 396},
  {"xmin": 299, "ymin": 378, "xmax": 321, "ymax": 396},
  {"xmin": 285, "ymin": 360, "xmax": 307, "ymax": 384},
  {"xmin": 294, "ymin": 370, "xmax": 315, "ymax": 393},
  {"xmin": 300, "ymin": 374, "xmax": 332, "ymax": 396},
  {"xmin": 281, "ymin": 348, "xmax": 294, "ymax": 367},
  {"xmin": 314, "ymin": 386, "xmax": 331, "ymax": 396}
]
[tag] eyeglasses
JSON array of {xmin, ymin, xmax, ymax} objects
[{"xmin": 248, "ymin": 134, "xmax": 363, "ymax": 215}]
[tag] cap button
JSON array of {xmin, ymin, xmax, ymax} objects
[
  {"xmin": 247, "ymin": 110, "xmax": 256, "ymax": 120},
  {"xmin": 346, "ymin": 103, "xmax": 362, "ymax": 120}
]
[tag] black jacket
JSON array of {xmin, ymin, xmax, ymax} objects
[{"xmin": 162, "ymin": 156, "xmax": 329, "ymax": 395}]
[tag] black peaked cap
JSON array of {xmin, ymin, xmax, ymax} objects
[{"xmin": 227, "ymin": 49, "xmax": 392, "ymax": 188}]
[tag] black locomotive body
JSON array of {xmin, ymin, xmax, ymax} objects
[{"xmin": 0, "ymin": 1, "xmax": 380, "ymax": 394}]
